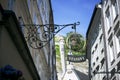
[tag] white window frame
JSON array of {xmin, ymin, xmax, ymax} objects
[
  {"xmin": 111, "ymin": 0, "xmax": 118, "ymax": 20},
  {"xmin": 109, "ymin": 41, "xmax": 114, "ymax": 62},
  {"xmin": 105, "ymin": 8, "xmax": 111, "ymax": 31},
  {"xmin": 115, "ymin": 30, "xmax": 120, "ymax": 54}
]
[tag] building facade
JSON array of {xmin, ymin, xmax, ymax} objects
[
  {"xmin": 101, "ymin": 0, "xmax": 120, "ymax": 80},
  {"xmin": 86, "ymin": 4, "xmax": 106, "ymax": 80},
  {"xmin": 0, "ymin": 0, "xmax": 57, "ymax": 80},
  {"xmin": 0, "ymin": 6, "xmax": 40, "ymax": 80},
  {"xmin": 87, "ymin": 0, "xmax": 120, "ymax": 80}
]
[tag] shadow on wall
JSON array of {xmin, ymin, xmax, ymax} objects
[{"xmin": 74, "ymin": 69, "xmax": 89, "ymax": 80}]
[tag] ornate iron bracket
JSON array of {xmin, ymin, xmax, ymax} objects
[{"xmin": 21, "ymin": 22, "xmax": 80, "ymax": 49}]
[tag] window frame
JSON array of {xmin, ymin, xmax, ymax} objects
[
  {"xmin": 108, "ymin": 34, "xmax": 115, "ymax": 63},
  {"xmin": 105, "ymin": 7, "xmax": 111, "ymax": 31},
  {"xmin": 111, "ymin": 0, "xmax": 118, "ymax": 21}
]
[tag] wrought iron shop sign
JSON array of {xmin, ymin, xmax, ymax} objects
[
  {"xmin": 67, "ymin": 55, "xmax": 86, "ymax": 62},
  {"xmin": 21, "ymin": 22, "xmax": 80, "ymax": 49}
]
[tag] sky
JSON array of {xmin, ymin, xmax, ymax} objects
[{"xmin": 51, "ymin": 0, "xmax": 101, "ymax": 37}]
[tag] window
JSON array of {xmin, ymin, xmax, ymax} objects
[
  {"xmin": 115, "ymin": 30, "xmax": 120, "ymax": 54},
  {"xmin": 95, "ymin": 44, "xmax": 98, "ymax": 50},
  {"xmin": 93, "ymin": 62, "xmax": 95, "ymax": 66},
  {"xmin": 109, "ymin": 41, "xmax": 114, "ymax": 62},
  {"xmin": 117, "ymin": 61, "xmax": 120, "ymax": 71},
  {"xmin": 96, "ymin": 57, "xmax": 99, "ymax": 61},
  {"xmin": 96, "ymin": 65, "xmax": 99, "ymax": 71},
  {"xmin": 92, "ymin": 50, "xmax": 94, "ymax": 54},
  {"xmin": 101, "ymin": 48, "xmax": 104, "ymax": 54},
  {"xmin": 100, "ymin": 34, "xmax": 103, "ymax": 43},
  {"xmin": 102, "ymin": 76, "xmax": 107, "ymax": 80},
  {"xmin": 111, "ymin": 0, "xmax": 118, "ymax": 20},
  {"xmin": 93, "ymin": 70, "xmax": 96, "ymax": 75},
  {"xmin": 110, "ymin": 68, "xmax": 116, "ymax": 79},
  {"xmin": 105, "ymin": 8, "xmax": 111, "ymax": 31},
  {"xmin": 112, "ymin": 76, "xmax": 116, "ymax": 80},
  {"xmin": 108, "ymin": 34, "xmax": 115, "ymax": 63},
  {"xmin": 101, "ymin": 58, "xmax": 105, "ymax": 68}
]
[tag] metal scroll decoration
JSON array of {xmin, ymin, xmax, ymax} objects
[{"xmin": 22, "ymin": 22, "xmax": 80, "ymax": 49}]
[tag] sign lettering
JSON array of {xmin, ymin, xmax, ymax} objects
[{"xmin": 67, "ymin": 55, "xmax": 86, "ymax": 62}]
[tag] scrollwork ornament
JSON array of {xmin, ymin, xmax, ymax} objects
[{"xmin": 22, "ymin": 22, "xmax": 80, "ymax": 49}]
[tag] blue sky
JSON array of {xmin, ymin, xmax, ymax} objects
[{"xmin": 51, "ymin": 0, "xmax": 101, "ymax": 37}]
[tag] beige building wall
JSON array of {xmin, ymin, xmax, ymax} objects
[
  {"xmin": 0, "ymin": 0, "xmax": 57, "ymax": 80},
  {"xmin": 0, "ymin": 23, "xmax": 34, "ymax": 80},
  {"xmin": 0, "ymin": 9, "xmax": 40, "ymax": 80}
]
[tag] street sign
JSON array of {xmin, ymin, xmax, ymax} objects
[{"xmin": 67, "ymin": 55, "xmax": 86, "ymax": 62}]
